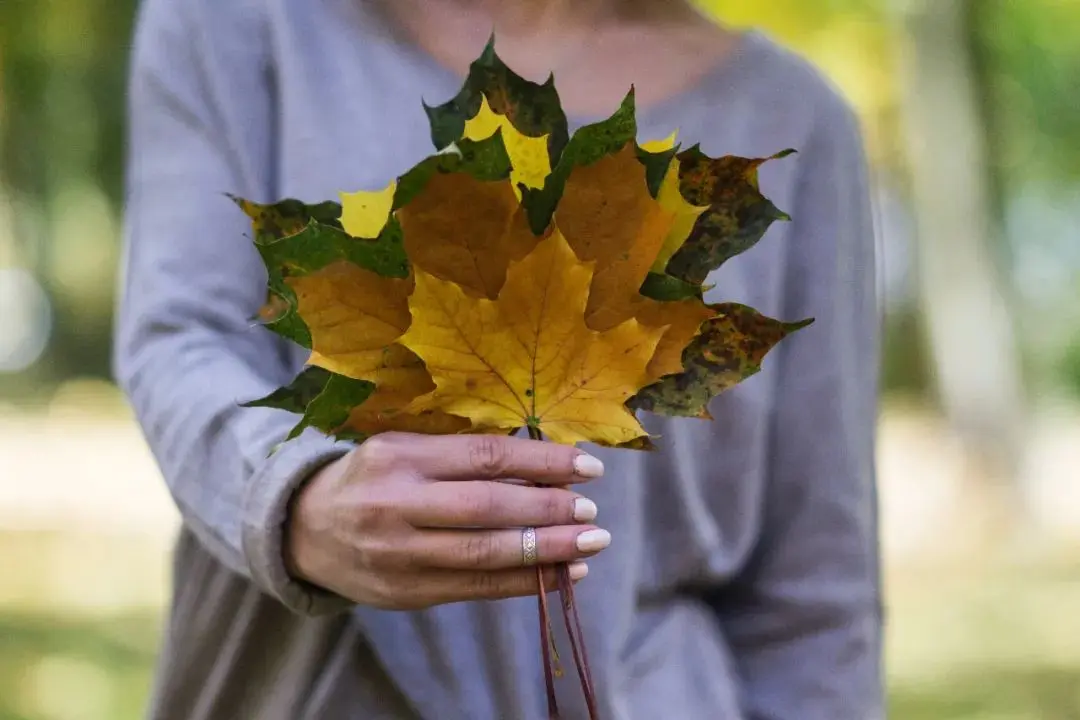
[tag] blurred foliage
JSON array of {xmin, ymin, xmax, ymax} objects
[
  {"xmin": 891, "ymin": 669, "xmax": 1080, "ymax": 720},
  {"xmin": 2, "ymin": 604, "xmax": 1078, "ymax": 720},
  {"xmin": 1062, "ymin": 332, "xmax": 1080, "ymax": 398},
  {"xmin": 0, "ymin": 611, "xmax": 158, "ymax": 720},
  {"xmin": 975, "ymin": 0, "xmax": 1080, "ymax": 184},
  {"xmin": 0, "ymin": 0, "xmax": 137, "ymax": 399}
]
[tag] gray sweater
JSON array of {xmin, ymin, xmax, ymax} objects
[{"xmin": 115, "ymin": 1, "xmax": 883, "ymax": 718}]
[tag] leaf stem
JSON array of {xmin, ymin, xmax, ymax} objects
[
  {"xmin": 527, "ymin": 425, "xmax": 561, "ymax": 718},
  {"xmin": 528, "ymin": 426, "xmax": 599, "ymax": 720},
  {"xmin": 558, "ymin": 562, "xmax": 596, "ymax": 710},
  {"xmin": 535, "ymin": 564, "xmax": 560, "ymax": 719}
]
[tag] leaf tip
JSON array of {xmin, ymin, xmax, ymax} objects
[
  {"xmin": 618, "ymin": 433, "xmax": 659, "ymax": 451},
  {"xmin": 785, "ymin": 316, "xmax": 816, "ymax": 334},
  {"xmin": 480, "ymin": 31, "xmax": 498, "ymax": 62}
]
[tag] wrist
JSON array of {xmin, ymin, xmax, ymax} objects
[{"xmin": 283, "ymin": 453, "xmax": 348, "ymax": 587}]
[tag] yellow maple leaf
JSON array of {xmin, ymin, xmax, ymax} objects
[
  {"xmin": 398, "ymin": 229, "xmax": 666, "ymax": 446},
  {"xmin": 397, "ymin": 172, "xmax": 538, "ymax": 299},
  {"xmin": 637, "ymin": 131, "xmax": 712, "ymax": 274},
  {"xmin": 288, "ymin": 261, "xmax": 413, "ymax": 380},
  {"xmin": 463, "ymin": 94, "xmax": 551, "ymax": 195},
  {"xmin": 640, "ymin": 130, "xmax": 679, "ymax": 153},
  {"xmin": 651, "ymin": 157, "xmax": 710, "ymax": 273},
  {"xmin": 339, "ymin": 181, "xmax": 397, "ymax": 238}
]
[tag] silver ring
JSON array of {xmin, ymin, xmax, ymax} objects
[{"xmin": 521, "ymin": 526, "xmax": 538, "ymax": 566}]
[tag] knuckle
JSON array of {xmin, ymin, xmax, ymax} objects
[
  {"xmin": 358, "ymin": 536, "xmax": 399, "ymax": 571},
  {"xmin": 471, "ymin": 569, "xmax": 501, "ymax": 598},
  {"xmin": 541, "ymin": 490, "xmax": 570, "ymax": 525},
  {"xmin": 459, "ymin": 482, "xmax": 499, "ymax": 522},
  {"xmin": 459, "ymin": 532, "xmax": 497, "ymax": 569},
  {"xmin": 353, "ymin": 434, "xmax": 404, "ymax": 475},
  {"xmin": 541, "ymin": 446, "xmax": 565, "ymax": 476},
  {"xmin": 351, "ymin": 486, "xmax": 399, "ymax": 532},
  {"xmin": 467, "ymin": 435, "xmax": 511, "ymax": 477}
]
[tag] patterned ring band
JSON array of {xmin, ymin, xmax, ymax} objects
[{"xmin": 521, "ymin": 526, "xmax": 539, "ymax": 567}]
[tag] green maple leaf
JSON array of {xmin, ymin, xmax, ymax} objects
[
  {"xmin": 230, "ymin": 195, "xmax": 344, "ymax": 244},
  {"xmin": 245, "ymin": 366, "xmax": 375, "ymax": 441},
  {"xmin": 394, "ymin": 133, "xmax": 513, "ymax": 209},
  {"xmin": 424, "ymin": 35, "xmax": 570, "ymax": 164}
]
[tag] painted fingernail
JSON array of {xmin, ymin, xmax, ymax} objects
[
  {"xmin": 576, "ymin": 528, "xmax": 611, "ymax": 553},
  {"xmin": 568, "ymin": 562, "xmax": 589, "ymax": 580},
  {"xmin": 572, "ymin": 497, "xmax": 598, "ymax": 523},
  {"xmin": 573, "ymin": 453, "xmax": 605, "ymax": 478}
]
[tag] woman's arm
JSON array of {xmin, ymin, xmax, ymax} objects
[
  {"xmin": 712, "ymin": 94, "xmax": 884, "ymax": 720},
  {"xmin": 116, "ymin": 0, "xmax": 355, "ymax": 615}
]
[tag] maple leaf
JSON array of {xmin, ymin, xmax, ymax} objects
[
  {"xmin": 394, "ymin": 132, "xmax": 514, "ymax": 208},
  {"xmin": 629, "ymin": 303, "xmax": 814, "ymax": 419},
  {"xmin": 231, "ymin": 195, "xmax": 344, "ymax": 244},
  {"xmin": 348, "ymin": 130, "xmax": 539, "ymax": 300},
  {"xmin": 244, "ymin": 366, "xmax": 469, "ymax": 442},
  {"xmin": 555, "ymin": 143, "xmax": 673, "ymax": 329},
  {"xmin": 660, "ymin": 147, "xmax": 797, "ymax": 285},
  {"xmin": 244, "ymin": 366, "xmax": 339, "ymax": 418},
  {"xmin": 651, "ymin": 155, "xmax": 711, "ymax": 273},
  {"xmin": 340, "ymin": 182, "xmax": 397, "ymax": 239},
  {"xmin": 399, "ymin": 229, "xmax": 665, "ymax": 447},
  {"xmin": 249, "ymin": 216, "xmax": 408, "ymax": 349},
  {"xmin": 424, "ymin": 35, "xmax": 569, "ymax": 169},
  {"xmin": 463, "ymin": 94, "xmax": 552, "ymax": 193},
  {"xmin": 396, "ymin": 154, "xmax": 538, "ymax": 299},
  {"xmin": 337, "ymin": 133, "xmax": 513, "ymax": 245},
  {"xmin": 231, "ymin": 195, "xmax": 346, "ymax": 326}
]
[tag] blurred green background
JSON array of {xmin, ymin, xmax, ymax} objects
[{"xmin": 1, "ymin": 1, "xmax": 1079, "ymax": 719}]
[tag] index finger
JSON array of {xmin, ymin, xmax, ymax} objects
[{"xmin": 395, "ymin": 434, "xmax": 605, "ymax": 483}]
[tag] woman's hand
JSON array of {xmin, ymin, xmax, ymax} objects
[{"xmin": 285, "ymin": 432, "xmax": 611, "ymax": 610}]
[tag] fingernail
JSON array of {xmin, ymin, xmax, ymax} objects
[
  {"xmin": 576, "ymin": 528, "xmax": 611, "ymax": 553},
  {"xmin": 573, "ymin": 453, "xmax": 604, "ymax": 478},
  {"xmin": 568, "ymin": 562, "xmax": 589, "ymax": 580},
  {"xmin": 572, "ymin": 497, "xmax": 598, "ymax": 523}
]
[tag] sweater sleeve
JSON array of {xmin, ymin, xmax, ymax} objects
[
  {"xmin": 114, "ymin": 0, "xmax": 355, "ymax": 615},
  {"xmin": 712, "ymin": 94, "xmax": 885, "ymax": 720}
]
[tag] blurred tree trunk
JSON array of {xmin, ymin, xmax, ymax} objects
[{"xmin": 888, "ymin": 1, "xmax": 1030, "ymax": 525}]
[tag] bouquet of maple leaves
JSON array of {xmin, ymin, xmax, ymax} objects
[{"xmin": 233, "ymin": 37, "xmax": 809, "ymax": 720}]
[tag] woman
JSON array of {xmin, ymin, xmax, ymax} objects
[{"xmin": 115, "ymin": 0, "xmax": 882, "ymax": 718}]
